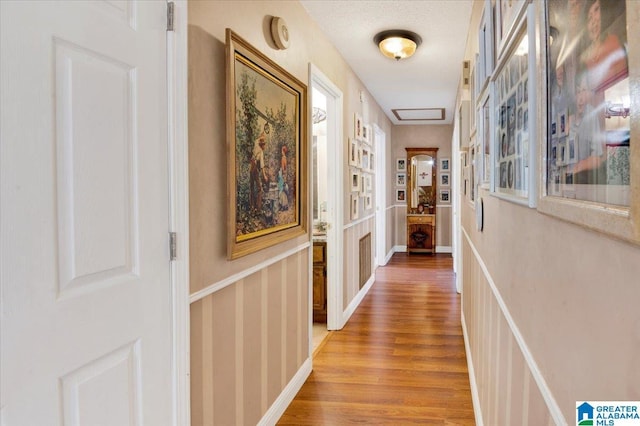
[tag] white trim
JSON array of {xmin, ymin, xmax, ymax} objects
[
  {"xmin": 383, "ymin": 247, "xmax": 394, "ymax": 264},
  {"xmin": 343, "ymin": 212, "xmax": 375, "ymax": 230},
  {"xmin": 189, "ymin": 242, "xmax": 311, "ymax": 304},
  {"xmin": 461, "ymin": 227, "xmax": 566, "ymax": 425},
  {"xmin": 340, "ymin": 274, "xmax": 375, "ymax": 328},
  {"xmin": 167, "ymin": 2, "xmax": 189, "ymax": 425},
  {"xmin": 461, "ymin": 312, "xmax": 484, "ymax": 426},
  {"xmin": 309, "ymin": 63, "xmax": 344, "ymax": 332},
  {"xmin": 394, "ymin": 245, "xmax": 407, "ymax": 253},
  {"xmin": 393, "ymin": 204, "xmax": 408, "ymax": 209},
  {"xmin": 436, "ymin": 204, "xmax": 453, "ymax": 209},
  {"xmin": 436, "ymin": 246, "xmax": 452, "ymax": 253},
  {"xmin": 374, "ymin": 124, "xmax": 387, "ymax": 267},
  {"xmin": 257, "ymin": 358, "xmax": 312, "ymax": 426},
  {"xmin": 386, "ymin": 205, "xmax": 394, "ymax": 212}
]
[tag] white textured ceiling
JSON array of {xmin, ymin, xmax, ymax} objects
[{"xmin": 300, "ymin": 0, "xmax": 473, "ymax": 125}]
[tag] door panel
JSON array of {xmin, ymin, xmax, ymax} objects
[{"xmin": 1, "ymin": 1, "xmax": 172, "ymax": 425}]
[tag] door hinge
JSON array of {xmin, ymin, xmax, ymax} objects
[
  {"xmin": 169, "ymin": 232, "xmax": 177, "ymax": 261},
  {"xmin": 167, "ymin": 2, "xmax": 175, "ymax": 32}
]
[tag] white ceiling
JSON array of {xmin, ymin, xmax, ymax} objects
[{"xmin": 300, "ymin": 0, "xmax": 474, "ymax": 125}]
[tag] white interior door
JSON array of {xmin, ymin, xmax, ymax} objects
[{"xmin": 1, "ymin": 1, "xmax": 173, "ymax": 425}]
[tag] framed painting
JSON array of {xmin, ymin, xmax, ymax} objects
[
  {"xmin": 396, "ymin": 173, "xmax": 406, "ymax": 187},
  {"xmin": 226, "ymin": 29, "xmax": 308, "ymax": 259},
  {"xmin": 396, "ymin": 189, "xmax": 406, "ymax": 203},
  {"xmin": 537, "ymin": 0, "xmax": 639, "ymax": 245}
]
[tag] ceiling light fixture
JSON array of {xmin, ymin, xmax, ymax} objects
[{"xmin": 373, "ymin": 30, "xmax": 422, "ymax": 61}]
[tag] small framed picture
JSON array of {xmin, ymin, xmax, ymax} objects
[
  {"xmin": 349, "ymin": 138, "xmax": 358, "ymax": 167},
  {"xmin": 350, "ymin": 170, "xmax": 360, "ymax": 192},
  {"xmin": 354, "ymin": 113, "xmax": 363, "ymax": 141},
  {"xmin": 396, "ymin": 189, "xmax": 406, "ymax": 203},
  {"xmin": 440, "ymin": 173, "xmax": 450, "ymax": 187},
  {"xmin": 365, "ymin": 194, "xmax": 372, "ymax": 210},
  {"xmin": 396, "ymin": 158, "xmax": 406, "ymax": 172},
  {"xmin": 350, "ymin": 194, "xmax": 359, "ymax": 220},
  {"xmin": 440, "ymin": 189, "xmax": 450, "ymax": 203},
  {"xmin": 361, "ymin": 147, "xmax": 370, "ymax": 170},
  {"xmin": 360, "ymin": 173, "xmax": 367, "ymax": 195},
  {"xmin": 440, "ymin": 158, "xmax": 450, "ymax": 171},
  {"xmin": 369, "ymin": 152, "xmax": 375, "ymax": 172},
  {"xmin": 364, "ymin": 124, "xmax": 373, "ymax": 145},
  {"xmin": 396, "ymin": 173, "xmax": 406, "ymax": 187}
]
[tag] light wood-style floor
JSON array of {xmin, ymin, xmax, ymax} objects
[{"xmin": 278, "ymin": 253, "xmax": 476, "ymax": 425}]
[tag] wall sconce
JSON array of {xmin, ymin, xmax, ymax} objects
[{"xmin": 373, "ymin": 30, "xmax": 422, "ymax": 61}]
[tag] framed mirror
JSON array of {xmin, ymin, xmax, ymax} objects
[{"xmin": 406, "ymin": 148, "xmax": 439, "ymax": 213}]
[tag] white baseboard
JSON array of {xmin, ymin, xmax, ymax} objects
[
  {"xmin": 461, "ymin": 311, "xmax": 484, "ymax": 426},
  {"xmin": 341, "ymin": 274, "xmax": 375, "ymax": 328},
  {"xmin": 394, "ymin": 245, "xmax": 451, "ymax": 254},
  {"xmin": 384, "ymin": 248, "xmax": 394, "ymax": 264},
  {"xmin": 257, "ymin": 357, "xmax": 312, "ymax": 426}
]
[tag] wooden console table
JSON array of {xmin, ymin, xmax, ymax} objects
[{"xmin": 406, "ymin": 214, "xmax": 435, "ymax": 254}]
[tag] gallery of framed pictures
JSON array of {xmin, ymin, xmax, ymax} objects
[
  {"xmin": 226, "ymin": 29, "xmax": 308, "ymax": 259},
  {"xmin": 349, "ymin": 113, "xmax": 375, "ymax": 220},
  {"xmin": 470, "ymin": 0, "xmax": 638, "ymax": 245}
]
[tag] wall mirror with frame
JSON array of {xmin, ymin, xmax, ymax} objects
[
  {"xmin": 405, "ymin": 147, "xmax": 439, "ymax": 254},
  {"xmin": 406, "ymin": 147, "xmax": 439, "ymax": 212}
]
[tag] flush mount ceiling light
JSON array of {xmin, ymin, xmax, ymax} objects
[{"xmin": 374, "ymin": 30, "xmax": 422, "ymax": 61}]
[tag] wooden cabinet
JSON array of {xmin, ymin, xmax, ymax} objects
[
  {"xmin": 407, "ymin": 214, "xmax": 435, "ymax": 254},
  {"xmin": 312, "ymin": 241, "xmax": 327, "ymax": 322}
]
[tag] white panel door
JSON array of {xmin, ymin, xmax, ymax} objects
[{"xmin": 1, "ymin": 1, "xmax": 173, "ymax": 425}]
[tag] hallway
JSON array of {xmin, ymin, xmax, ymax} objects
[{"xmin": 278, "ymin": 254, "xmax": 475, "ymax": 425}]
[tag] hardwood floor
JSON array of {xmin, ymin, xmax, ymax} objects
[{"xmin": 278, "ymin": 253, "xmax": 476, "ymax": 425}]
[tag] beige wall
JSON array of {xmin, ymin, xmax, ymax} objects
[
  {"xmin": 391, "ymin": 125, "xmax": 454, "ymax": 248},
  {"xmin": 188, "ymin": 1, "xmax": 393, "ymax": 424},
  {"xmin": 459, "ymin": 0, "xmax": 640, "ymax": 424}
]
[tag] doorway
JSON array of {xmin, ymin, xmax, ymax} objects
[{"xmin": 309, "ymin": 65, "xmax": 343, "ymax": 353}]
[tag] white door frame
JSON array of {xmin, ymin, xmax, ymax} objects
[
  {"xmin": 309, "ymin": 64, "xmax": 344, "ymax": 332},
  {"xmin": 452, "ymin": 104, "xmax": 462, "ymax": 294},
  {"xmin": 168, "ymin": 1, "xmax": 190, "ymax": 425},
  {"xmin": 374, "ymin": 125, "xmax": 387, "ymax": 266}
]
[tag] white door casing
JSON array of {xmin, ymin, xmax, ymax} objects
[
  {"xmin": 1, "ymin": 1, "xmax": 174, "ymax": 425},
  {"xmin": 309, "ymin": 64, "xmax": 343, "ymax": 331}
]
